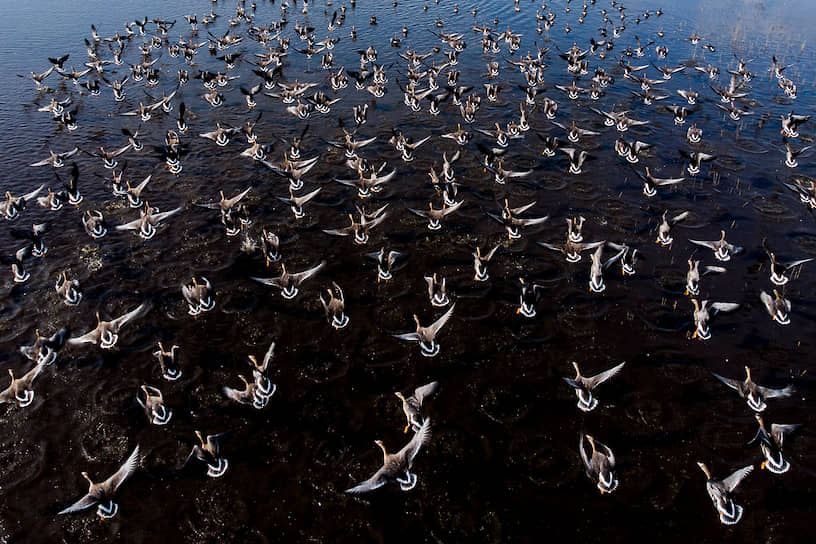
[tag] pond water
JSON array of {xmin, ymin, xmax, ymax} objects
[{"xmin": 0, "ymin": 0, "xmax": 814, "ymax": 541}]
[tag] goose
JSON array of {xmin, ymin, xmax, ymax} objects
[
  {"xmin": 690, "ymin": 299, "xmax": 740, "ymax": 340},
  {"xmin": 185, "ymin": 431, "xmax": 229, "ymax": 478},
  {"xmin": 579, "ymin": 435, "xmax": 618, "ymax": 494},
  {"xmin": 320, "ymin": 282, "xmax": 350, "ymax": 329},
  {"xmin": 748, "ymin": 414, "xmax": 799, "ymax": 474},
  {"xmin": 0, "ymin": 364, "xmax": 46, "ymax": 408},
  {"xmin": 473, "ymin": 245, "xmax": 500, "ymax": 281},
  {"xmin": 367, "ymin": 247, "xmax": 405, "ymax": 283},
  {"xmin": 323, "ymin": 210, "xmax": 388, "ymax": 244},
  {"xmin": 55, "ymin": 271, "xmax": 82, "ymax": 305},
  {"xmin": 487, "ymin": 199, "xmax": 549, "ymax": 239},
  {"xmin": 68, "ymin": 302, "xmax": 150, "ymax": 349},
  {"xmin": 395, "ymin": 381, "xmax": 439, "ymax": 433},
  {"xmin": 760, "ymin": 290, "xmax": 791, "ymax": 325},
  {"xmin": 697, "ymin": 462, "xmax": 752, "ymax": 525},
  {"xmin": 685, "ymin": 260, "xmax": 726, "ymax": 296},
  {"xmin": 153, "ymin": 342, "xmax": 182, "ymax": 381},
  {"xmin": 689, "ymin": 230, "xmax": 743, "ymax": 262},
  {"xmin": 182, "ymin": 276, "xmax": 215, "ymax": 316},
  {"xmin": 563, "ymin": 362, "xmax": 626, "ymax": 412},
  {"xmin": 250, "ymin": 261, "xmax": 326, "ymax": 299},
  {"xmin": 59, "ymin": 446, "xmax": 140, "ymax": 519},
  {"xmin": 711, "ymin": 366, "xmax": 793, "ymax": 412},
  {"xmin": 346, "ymin": 419, "xmax": 432, "ymax": 493},
  {"xmin": 424, "ymin": 273, "xmax": 450, "ymax": 307},
  {"xmin": 656, "ymin": 210, "xmax": 689, "ymax": 246},
  {"xmin": 11, "ymin": 223, "xmax": 47, "ymax": 257},
  {"xmin": 762, "ymin": 239, "xmax": 812, "ymax": 286},
  {"xmin": 136, "ymin": 385, "xmax": 172, "ymax": 425},
  {"xmin": 516, "ymin": 277, "xmax": 542, "ymax": 317},
  {"xmin": 636, "ymin": 166, "xmax": 684, "ymax": 197},
  {"xmin": 116, "ymin": 202, "xmax": 183, "ymax": 240},
  {"xmin": 393, "ymin": 304, "xmax": 456, "ymax": 357},
  {"xmin": 19, "ymin": 328, "xmax": 67, "ymax": 366},
  {"xmin": 408, "ymin": 200, "xmax": 464, "ymax": 231},
  {"xmin": 2, "ymin": 186, "xmax": 45, "ymax": 220}
]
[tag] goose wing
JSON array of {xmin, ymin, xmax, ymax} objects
[
  {"xmin": 352, "ymin": 136, "xmax": 378, "ymax": 149},
  {"xmin": 22, "ymin": 185, "xmax": 46, "ymax": 201},
  {"xmin": 578, "ymin": 240, "xmax": 606, "ymax": 252},
  {"xmin": 323, "ymin": 225, "xmax": 353, "ymax": 236},
  {"xmin": 688, "ymin": 238, "xmax": 719, "ymax": 250},
  {"xmin": 515, "ymin": 214, "xmax": 549, "ymax": 227},
  {"xmin": 578, "ymin": 127, "xmax": 601, "ymax": 137},
  {"xmin": 427, "ymin": 303, "xmax": 456, "ymax": 337},
  {"xmin": 149, "ymin": 206, "xmax": 183, "ymax": 224},
  {"xmin": 0, "ymin": 384, "xmax": 18, "ymax": 404},
  {"xmin": 483, "ymin": 244, "xmax": 500, "ymax": 261},
  {"xmin": 20, "ymin": 362, "xmax": 45, "ymax": 386},
  {"xmin": 366, "ymin": 248, "xmax": 385, "ymax": 262},
  {"xmin": 585, "ymin": 361, "xmax": 626, "ymax": 390},
  {"xmin": 722, "ymin": 465, "xmax": 753, "ymax": 492},
  {"xmin": 30, "ymin": 157, "xmax": 56, "ymax": 167},
  {"xmin": 129, "ymin": 175, "xmax": 152, "ymax": 196},
  {"xmin": 439, "ymin": 201, "xmax": 464, "ymax": 217},
  {"xmin": 290, "ymin": 261, "xmax": 326, "ymax": 284},
  {"xmin": 333, "ymin": 177, "xmax": 363, "ymax": 188},
  {"xmin": 110, "ymin": 302, "xmax": 150, "ymax": 330},
  {"xmin": 250, "ymin": 275, "xmax": 285, "ymax": 289},
  {"xmin": 770, "ymin": 423, "xmax": 800, "ymax": 446},
  {"xmin": 222, "ymin": 384, "xmax": 252, "ymax": 404},
  {"xmin": 345, "ymin": 466, "xmax": 389, "ymax": 494},
  {"xmin": 410, "ymin": 135, "xmax": 432, "ymax": 149},
  {"xmin": 708, "ymin": 302, "xmax": 740, "ymax": 314},
  {"xmin": 711, "ymin": 372, "xmax": 742, "ymax": 392},
  {"xmin": 397, "ymin": 418, "xmax": 432, "ymax": 467},
  {"xmin": 68, "ymin": 325, "xmax": 101, "ymax": 345},
  {"xmin": 261, "ymin": 342, "xmax": 276, "ymax": 371},
  {"xmin": 578, "ymin": 435, "xmax": 592, "ymax": 472},
  {"xmin": 364, "ymin": 211, "xmax": 388, "ymax": 229},
  {"xmin": 781, "ymin": 257, "xmax": 813, "ymax": 270},
  {"xmin": 413, "ymin": 381, "xmax": 439, "ymax": 403},
  {"xmin": 184, "ymin": 445, "xmax": 209, "ymax": 468},
  {"xmin": 102, "ymin": 445, "xmax": 140, "ymax": 493},
  {"xmin": 407, "ymin": 208, "xmax": 431, "ymax": 219},
  {"xmin": 392, "ymin": 331, "xmax": 421, "ymax": 342},
  {"xmin": 603, "ymin": 244, "xmax": 627, "ymax": 269},
  {"xmin": 58, "ymin": 492, "xmax": 100, "ymax": 515},
  {"xmin": 670, "ymin": 211, "xmax": 690, "ymax": 224},
  {"xmin": 755, "ymin": 383, "xmax": 793, "ymax": 400},
  {"xmin": 485, "ymin": 211, "xmax": 505, "ymax": 224},
  {"xmin": 538, "ymin": 241, "xmax": 565, "ymax": 253},
  {"xmin": 562, "ymin": 376, "xmax": 584, "ymax": 390},
  {"xmin": 760, "ymin": 291, "xmax": 774, "ymax": 315},
  {"xmin": 223, "ymin": 187, "xmax": 252, "ymax": 209},
  {"xmin": 509, "ymin": 200, "xmax": 537, "ymax": 215},
  {"xmin": 387, "ymin": 250, "xmax": 404, "ymax": 267},
  {"xmin": 292, "ymin": 187, "xmax": 322, "ymax": 206},
  {"xmin": 596, "ymin": 440, "xmax": 615, "ymax": 467},
  {"xmin": 371, "ymin": 169, "xmax": 397, "ymax": 186},
  {"xmin": 116, "ymin": 215, "xmax": 145, "ymax": 231},
  {"xmin": 653, "ymin": 176, "xmax": 685, "ymax": 187},
  {"xmin": 702, "ymin": 265, "xmax": 727, "ymax": 276}
]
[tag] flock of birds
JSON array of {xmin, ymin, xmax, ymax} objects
[{"xmin": 2, "ymin": 0, "xmax": 813, "ymax": 534}]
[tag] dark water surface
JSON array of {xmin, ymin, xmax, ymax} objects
[{"xmin": 1, "ymin": 0, "xmax": 815, "ymax": 541}]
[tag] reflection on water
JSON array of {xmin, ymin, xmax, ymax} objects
[{"xmin": 0, "ymin": 0, "xmax": 814, "ymax": 541}]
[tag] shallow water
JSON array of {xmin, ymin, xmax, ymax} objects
[{"xmin": 0, "ymin": 0, "xmax": 815, "ymax": 541}]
